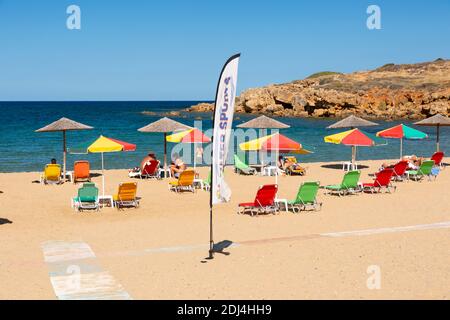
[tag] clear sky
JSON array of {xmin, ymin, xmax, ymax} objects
[{"xmin": 0, "ymin": 0, "xmax": 449, "ymax": 101}]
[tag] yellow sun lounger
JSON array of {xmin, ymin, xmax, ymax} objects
[
  {"xmin": 113, "ymin": 182, "xmax": 139, "ymax": 209},
  {"xmin": 40, "ymin": 164, "xmax": 62, "ymax": 185},
  {"xmin": 168, "ymin": 170, "xmax": 195, "ymax": 193},
  {"xmin": 284, "ymin": 156, "xmax": 306, "ymax": 176}
]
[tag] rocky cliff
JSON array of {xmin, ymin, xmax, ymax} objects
[{"xmin": 187, "ymin": 59, "xmax": 450, "ymax": 119}]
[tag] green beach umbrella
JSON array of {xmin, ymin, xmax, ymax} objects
[{"xmin": 376, "ymin": 124, "xmax": 428, "ymax": 158}]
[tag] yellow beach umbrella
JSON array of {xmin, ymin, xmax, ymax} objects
[{"xmin": 69, "ymin": 135, "xmax": 136, "ymax": 196}]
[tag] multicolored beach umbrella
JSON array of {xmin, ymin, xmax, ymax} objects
[
  {"xmin": 376, "ymin": 124, "xmax": 427, "ymax": 158},
  {"xmin": 239, "ymin": 132, "xmax": 311, "ymax": 154},
  {"xmin": 237, "ymin": 115, "xmax": 290, "ymax": 168},
  {"xmin": 324, "ymin": 129, "xmax": 386, "ymax": 165},
  {"xmin": 166, "ymin": 128, "xmax": 211, "ymax": 143},
  {"xmin": 166, "ymin": 128, "xmax": 211, "ymax": 170},
  {"xmin": 69, "ymin": 135, "xmax": 136, "ymax": 196},
  {"xmin": 240, "ymin": 133, "xmax": 312, "ymax": 185}
]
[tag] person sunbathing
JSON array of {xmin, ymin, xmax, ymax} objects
[
  {"xmin": 170, "ymin": 153, "xmax": 186, "ymax": 178},
  {"xmin": 403, "ymin": 155, "xmax": 423, "ymax": 170},
  {"xmin": 378, "ymin": 162, "xmax": 393, "ymax": 171},
  {"xmin": 278, "ymin": 156, "xmax": 305, "ymax": 176}
]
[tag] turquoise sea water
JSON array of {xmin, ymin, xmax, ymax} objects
[{"xmin": 0, "ymin": 101, "xmax": 448, "ymax": 173}]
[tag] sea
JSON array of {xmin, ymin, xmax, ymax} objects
[{"xmin": 0, "ymin": 101, "xmax": 447, "ymax": 173}]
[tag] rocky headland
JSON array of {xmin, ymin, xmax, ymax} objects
[{"xmin": 187, "ymin": 59, "xmax": 450, "ymax": 119}]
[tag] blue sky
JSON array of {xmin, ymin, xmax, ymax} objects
[{"xmin": 0, "ymin": 0, "xmax": 449, "ymax": 101}]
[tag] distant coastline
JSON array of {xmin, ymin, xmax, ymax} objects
[{"xmin": 187, "ymin": 59, "xmax": 450, "ymax": 120}]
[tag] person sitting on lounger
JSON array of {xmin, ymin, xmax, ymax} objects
[
  {"xmin": 129, "ymin": 152, "xmax": 157, "ymax": 175},
  {"xmin": 280, "ymin": 156, "xmax": 303, "ymax": 171},
  {"xmin": 277, "ymin": 156, "xmax": 290, "ymax": 171},
  {"xmin": 403, "ymin": 155, "xmax": 423, "ymax": 170},
  {"xmin": 378, "ymin": 162, "xmax": 391, "ymax": 172},
  {"xmin": 170, "ymin": 153, "xmax": 186, "ymax": 178},
  {"xmin": 279, "ymin": 156, "xmax": 306, "ymax": 176},
  {"xmin": 51, "ymin": 158, "xmax": 57, "ymax": 165},
  {"xmin": 277, "ymin": 156, "xmax": 285, "ymax": 170}
]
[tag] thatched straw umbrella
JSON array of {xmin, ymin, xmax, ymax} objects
[
  {"xmin": 414, "ymin": 114, "xmax": 450, "ymax": 152},
  {"xmin": 327, "ymin": 115, "xmax": 378, "ymax": 166},
  {"xmin": 237, "ymin": 115, "xmax": 290, "ymax": 130},
  {"xmin": 36, "ymin": 117, "xmax": 93, "ymax": 180},
  {"xmin": 138, "ymin": 117, "xmax": 191, "ymax": 176},
  {"xmin": 237, "ymin": 115, "xmax": 290, "ymax": 168},
  {"xmin": 327, "ymin": 115, "xmax": 378, "ymax": 129}
]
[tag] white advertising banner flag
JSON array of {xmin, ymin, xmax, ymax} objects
[{"xmin": 211, "ymin": 54, "xmax": 240, "ymax": 205}]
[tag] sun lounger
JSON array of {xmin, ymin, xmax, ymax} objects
[
  {"xmin": 40, "ymin": 164, "xmax": 62, "ymax": 185},
  {"xmin": 238, "ymin": 184, "xmax": 279, "ymax": 216},
  {"xmin": 113, "ymin": 182, "xmax": 139, "ymax": 208},
  {"xmin": 406, "ymin": 160, "xmax": 435, "ymax": 181},
  {"xmin": 73, "ymin": 182, "xmax": 99, "ymax": 212},
  {"xmin": 288, "ymin": 181, "xmax": 322, "ymax": 212},
  {"xmin": 362, "ymin": 168, "xmax": 396, "ymax": 193},
  {"xmin": 140, "ymin": 160, "xmax": 161, "ymax": 179},
  {"xmin": 431, "ymin": 151, "xmax": 444, "ymax": 168},
  {"xmin": 284, "ymin": 156, "xmax": 306, "ymax": 176},
  {"xmin": 168, "ymin": 170, "xmax": 195, "ymax": 193},
  {"xmin": 234, "ymin": 154, "xmax": 256, "ymax": 175},
  {"xmin": 202, "ymin": 171, "xmax": 211, "ymax": 191},
  {"xmin": 324, "ymin": 170, "xmax": 361, "ymax": 196},
  {"xmin": 73, "ymin": 160, "xmax": 91, "ymax": 184},
  {"xmin": 128, "ymin": 160, "xmax": 161, "ymax": 179},
  {"xmin": 391, "ymin": 160, "xmax": 409, "ymax": 181}
]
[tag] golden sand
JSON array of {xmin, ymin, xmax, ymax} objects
[{"xmin": 0, "ymin": 158, "xmax": 449, "ymax": 299}]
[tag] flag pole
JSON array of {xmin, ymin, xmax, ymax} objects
[{"xmin": 208, "ymin": 53, "xmax": 241, "ymax": 260}]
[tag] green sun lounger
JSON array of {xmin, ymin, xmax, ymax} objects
[
  {"xmin": 73, "ymin": 182, "xmax": 99, "ymax": 212},
  {"xmin": 234, "ymin": 154, "xmax": 256, "ymax": 175},
  {"xmin": 324, "ymin": 170, "xmax": 361, "ymax": 196},
  {"xmin": 203, "ymin": 171, "xmax": 211, "ymax": 191},
  {"xmin": 288, "ymin": 181, "xmax": 322, "ymax": 212},
  {"xmin": 406, "ymin": 160, "xmax": 435, "ymax": 181}
]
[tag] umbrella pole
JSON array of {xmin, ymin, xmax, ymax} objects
[
  {"xmin": 275, "ymin": 149, "xmax": 278, "ymax": 190},
  {"xmin": 400, "ymin": 138, "xmax": 403, "ymax": 159},
  {"xmin": 193, "ymin": 143, "xmax": 197, "ymax": 173},
  {"xmin": 63, "ymin": 131, "xmax": 67, "ymax": 182},
  {"xmin": 164, "ymin": 133, "xmax": 168, "ymax": 178},
  {"xmin": 101, "ymin": 152, "xmax": 105, "ymax": 197},
  {"xmin": 351, "ymin": 146, "xmax": 356, "ymax": 169},
  {"xmin": 437, "ymin": 125, "xmax": 440, "ymax": 152},
  {"xmin": 259, "ymin": 129, "xmax": 265, "ymax": 171}
]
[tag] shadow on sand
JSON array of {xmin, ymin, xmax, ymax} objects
[
  {"xmin": 202, "ymin": 240, "xmax": 234, "ymax": 262},
  {"xmin": 320, "ymin": 163, "xmax": 369, "ymax": 170},
  {"xmin": 212, "ymin": 240, "xmax": 233, "ymax": 255},
  {"xmin": 0, "ymin": 218, "xmax": 13, "ymax": 225}
]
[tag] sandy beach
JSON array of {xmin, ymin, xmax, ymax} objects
[{"xmin": 0, "ymin": 158, "xmax": 449, "ymax": 300}]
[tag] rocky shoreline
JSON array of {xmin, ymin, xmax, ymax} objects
[{"xmin": 187, "ymin": 59, "xmax": 450, "ymax": 120}]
